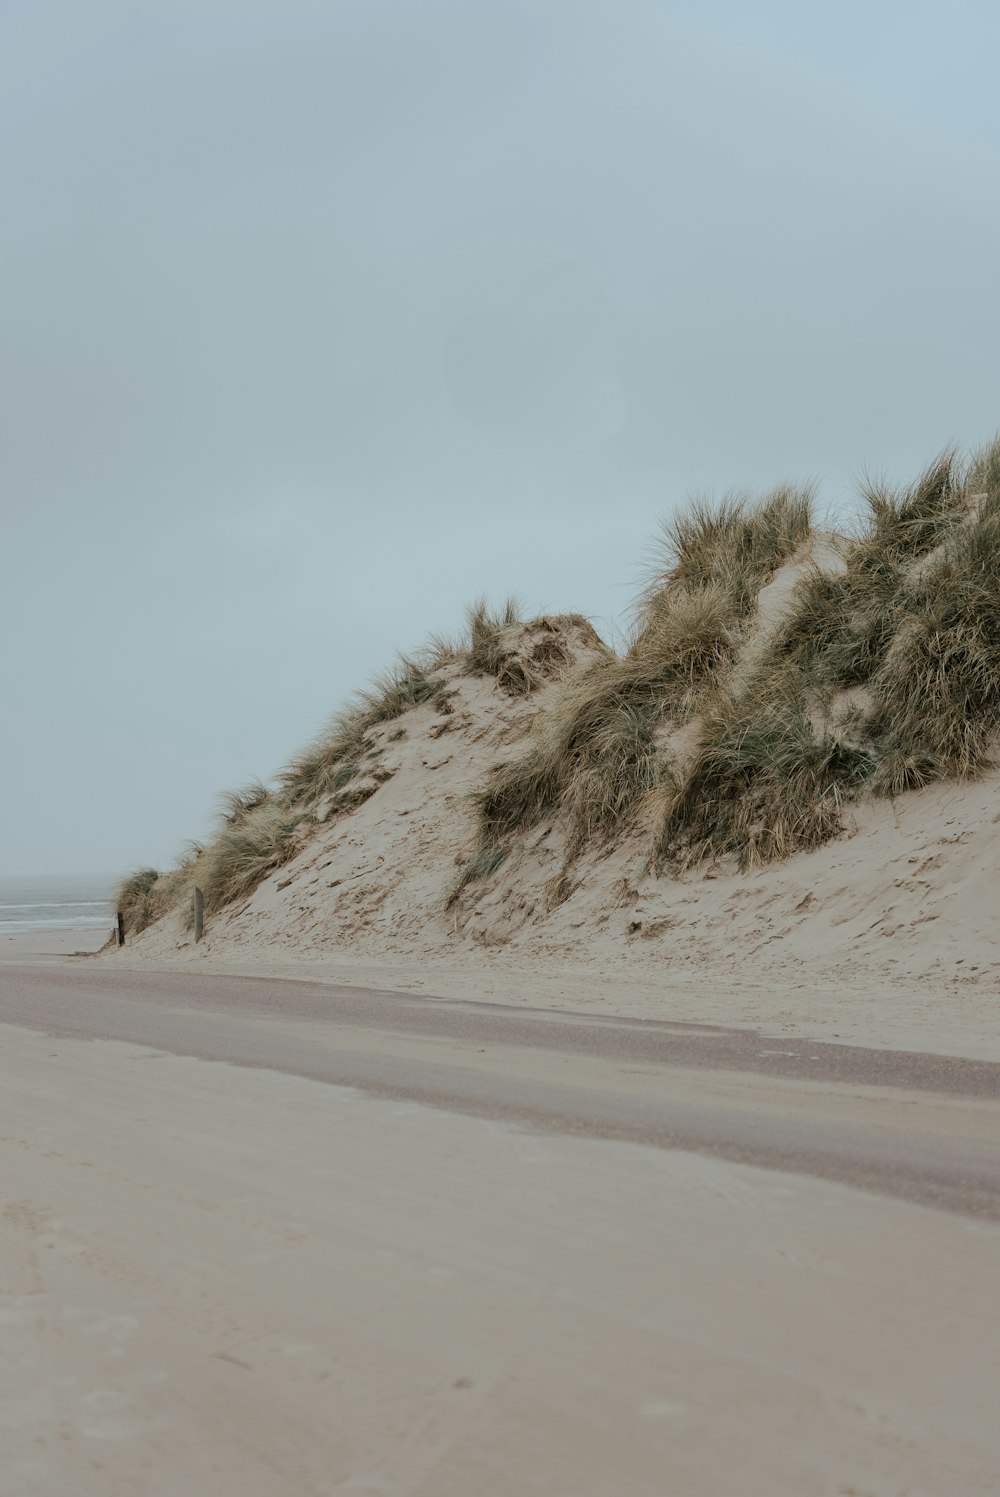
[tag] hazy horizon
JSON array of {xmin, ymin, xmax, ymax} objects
[{"xmin": 3, "ymin": 0, "xmax": 999, "ymax": 877}]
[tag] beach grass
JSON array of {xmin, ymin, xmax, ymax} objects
[{"xmin": 115, "ymin": 437, "xmax": 1000, "ymax": 931}]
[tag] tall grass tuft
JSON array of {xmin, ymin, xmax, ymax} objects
[
  {"xmin": 471, "ymin": 488, "xmax": 813, "ymax": 865},
  {"xmin": 466, "ymin": 596, "xmax": 523, "ymax": 674},
  {"xmin": 965, "ymin": 433, "xmax": 1000, "ymax": 500},
  {"xmin": 767, "ymin": 444, "xmax": 1000, "ymax": 798},
  {"xmin": 767, "ymin": 555, "xmax": 905, "ymax": 693},
  {"xmin": 199, "ymin": 804, "xmax": 305, "ymax": 914},
  {"xmin": 864, "ymin": 493, "xmax": 1000, "ymax": 785},
  {"xmin": 279, "ymin": 654, "xmax": 447, "ymax": 808},
  {"xmin": 218, "ymin": 780, "xmax": 272, "ymax": 825},
  {"xmin": 463, "ymin": 596, "xmax": 548, "ymax": 694},
  {"xmin": 648, "ymin": 483, "xmax": 814, "ymax": 615},
  {"xmin": 859, "ymin": 448, "xmax": 967, "ymax": 566},
  {"xmin": 655, "ymin": 672, "xmax": 873, "ymax": 872},
  {"xmin": 768, "ymin": 451, "xmax": 971, "ymax": 699},
  {"xmin": 116, "ymin": 867, "xmax": 163, "ymax": 934}
]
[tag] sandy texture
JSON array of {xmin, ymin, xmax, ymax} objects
[
  {"xmin": 115, "ymin": 702, "xmax": 1000, "ymax": 1058},
  {"xmin": 1, "ymin": 927, "xmax": 111, "ymax": 962},
  {"xmin": 3, "ymin": 1019, "xmax": 998, "ymax": 1496}
]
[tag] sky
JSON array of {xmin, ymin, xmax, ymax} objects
[{"xmin": 2, "ymin": 0, "xmax": 999, "ymax": 877}]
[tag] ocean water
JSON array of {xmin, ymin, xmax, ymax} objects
[{"xmin": 0, "ymin": 874, "xmax": 116, "ymax": 935}]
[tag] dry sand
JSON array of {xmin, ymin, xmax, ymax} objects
[
  {"xmin": 1, "ymin": 927, "xmax": 111, "ymax": 962},
  {"xmin": 3, "ymin": 1016, "xmax": 998, "ymax": 1497}
]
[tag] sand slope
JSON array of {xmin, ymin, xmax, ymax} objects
[{"xmin": 115, "ymin": 612, "xmax": 997, "ymax": 1057}]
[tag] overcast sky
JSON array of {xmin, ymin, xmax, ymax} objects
[{"xmin": 2, "ymin": 0, "xmax": 999, "ymax": 877}]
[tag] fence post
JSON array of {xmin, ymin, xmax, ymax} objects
[
  {"xmin": 194, "ymin": 887, "xmax": 204, "ymax": 943},
  {"xmin": 116, "ymin": 912, "xmax": 125, "ymax": 948}
]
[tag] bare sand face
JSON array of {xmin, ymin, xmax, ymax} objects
[{"xmin": 2, "ymin": 1020, "xmax": 998, "ymax": 1497}]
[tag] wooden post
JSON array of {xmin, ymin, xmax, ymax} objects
[
  {"xmin": 116, "ymin": 912, "xmax": 125, "ymax": 948},
  {"xmin": 193, "ymin": 886, "xmax": 204, "ymax": 943}
]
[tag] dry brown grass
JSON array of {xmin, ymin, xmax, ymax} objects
[
  {"xmin": 279, "ymin": 654, "xmax": 447, "ymax": 809},
  {"xmin": 646, "ymin": 483, "xmax": 814, "ymax": 614},
  {"xmin": 471, "ymin": 487, "xmax": 814, "ymax": 868},
  {"xmin": 465, "ymin": 597, "xmax": 524, "ymax": 676},
  {"xmin": 766, "ymin": 443, "xmax": 1000, "ymax": 799},
  {"xmin": 865, "ymin": 473, "xmax": 1000, "ymax": 785},
  {"xmin": 656, "ymin": 442, "xmax": 1000, "ymax": 870},
  {"xmin": 218, "ymin": 781, "xmax": 272, "ymax": 824},
  {"xmin": 198, "ymin": 803, "xmax": 306, "ymax": 915},
  {"xmin": 653, "ymin": 668, "xmax": 873, "ymax": 872},
  {"xmin": 115, "ymin": 867, "xmax": 164, "ymax": 934},
  {"xmin": 470, "ymin": 445, "xmax": 1000, "ymax": 879}
]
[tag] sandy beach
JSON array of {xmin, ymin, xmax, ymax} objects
[
  {"xmin": 2, "ymin": 950, "xmax": 999, "ymax": 1496},
  {"xmin": 9, "ymin": 10, "xmax": 1000, "ymax": 1494},
  {"xmin": 12, "ymin": 909, "xmax": 999, "ymax": 1066},
  {"xmin": 0, "ymin": 926, "xmax": 111, "ymax": 962}
]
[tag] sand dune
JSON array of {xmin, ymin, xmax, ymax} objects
[
  {"xmin": 114, "ymin": 612, "xmax": 997, "ymax": 1056},
  {"xmin": 115, "ymin": 465, "xmax": 1000, "ymax": 1053}
]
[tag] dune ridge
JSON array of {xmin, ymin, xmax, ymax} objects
[{"xmin": 114, "ymin": 441, "xmax": 1000, "ymax": 1014}]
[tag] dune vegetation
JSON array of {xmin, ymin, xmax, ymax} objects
[
  {"xmin": 473, "ymin": 484, "xmax": 814, "ymax": 861},
  {"xmin": 465, "ymin": 439, "xmax": 1000, "ymax": 883},
  {"xmin": 117, "ymin": 437, "xmax": 1000, "ymax": 936},
  {"xmin": 115, "ymin": 597, "xmax": 581, "ymax": 933}
]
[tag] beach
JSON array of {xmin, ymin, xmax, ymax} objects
[{"xmin": 2, "ymin": 943, "xmax": 998, "ymax": 1495}]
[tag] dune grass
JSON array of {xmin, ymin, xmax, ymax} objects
[
  {"xmin": 280, "ymin": 600, "xmax": 540, "ymax": 809},
  {"xmin": 769, "ymin": 451, "xmax": 970, "ymax": 694},
  {"xmin": 448, "ymin": 597, "xmax": 590, "ymax": 694},
  {"xmin": 115, "ymin": 437, "xmax": 1000, "ymax": 935},
  {"xmin": 648, "ymin": 482, "xmax": 814, "ymax": 613},
  {"xmin": 865, "ymin": 474, "xmax": 1000, "ymax": 786},
  {"xmin": 654, "ymin": 443, "xmax": 1000, "ymax": 870},
  {"xmin": 446, "ymin": 845, "xmax": 508, "ymax": 907},
  {"xmin": 115, "ymin": 867, "xmax": 164, "ymax": 934},
  {"xmin": 466, "ymin": 596, "xmax": 523, "ymax": 674},
  {"xmin": 197, "ymin": 803, "xmax": 306, "ymax": 914},
  {"xmin": 468, "ymin": 445, "xmax": 1000, "ymax": 883},
  {"xmin": 765, "ymin": 444, "xmax": 1000, "ymax": 793},
  {"xmin": 474, "ymin": 664, "xmax": 663, "ymax": 857},
  {"xmin": 859, "ymin": 448, "xmax": 967, "ymax": 566},
  {"xmin": 218, "ymin": 780, "xmax": 272, "ymax": 824},
  {"xmin": 471, "ymin": 487, "xmax": 814, "ymax": 864},
  {"xmin": 278, "ymin": 654, "xmax": 448, "ymax": 808},
  {"xmin": 653, "ymin": 671, "xmax": 874, "ymax": 872},
  {"xmin": 117, "ymin": 598, "xmax": 546, "ymax": 930}
]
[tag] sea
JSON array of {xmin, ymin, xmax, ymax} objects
[{"xmin": 0, "ymin": 874, "xmax": 116, "ymax": 936}]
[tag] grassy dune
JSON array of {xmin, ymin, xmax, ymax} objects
[
  {"xmin": 114, "ymin": 598, "xmax": 581, "ymax": 932},
  {"xmin": 117, "ymin": 437, "xmax": 1000, "ymax": 933}
]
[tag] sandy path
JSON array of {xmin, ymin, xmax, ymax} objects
[{"xmin": 1, "ymin": 971, "xmax": 999, "ymax": 1494}]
